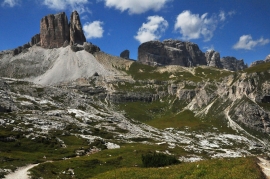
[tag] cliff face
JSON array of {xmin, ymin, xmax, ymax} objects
[
  {"xmin": 39, "ymin": 11, "xmax": 86, "ymax": 49},
  {"xmin": 69, "ymin": 11, "xmax": 86, "ymax": 45},
  {"xmin": 220, "ymin": 57, "xmax": 247, "ymax": 71},
  {"xmin": 40, "ymin": 12, "xmax": 70, "ymax": 48},
  {"xmin": 138, "ymin": 40, "xmax": 248, "ymax": 71},
  {"xmin": 205, "ymin": 50, "xmax": 222, "ymax": 68},
  {"xmin": 138, "ymin": 39, "xmax": 207, "ymax": 67}
]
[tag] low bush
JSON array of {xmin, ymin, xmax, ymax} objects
[{"xmin": 142, "ymin": 152, "xmax": 180, "ymax": 168}]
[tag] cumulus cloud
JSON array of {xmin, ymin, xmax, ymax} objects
[
  {"xmin": 134, "ymin": 15, "xmax": 168, "ymax": 44},
  {"xmin": 1, "ymin": 0, "xmax": 20, "ymax": 7},
  {"xmin": 103, "ymin": 0, "xmax": 171, "ymax": 14},
  {"xmin": 43, "ymin": 0, "xmax": 90, "ymax": 13},
  {"xmin": 174, "ymin": 10, "xmax": 220, "ymax": 42},
  {"xmin": 233, "ymin": 35, "xmax": 270, "ymax": 50},
  {"xmin": 83, "ymin": 21, "xmax": 104, "ymax": 39}
]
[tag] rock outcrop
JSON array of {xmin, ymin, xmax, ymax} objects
[
  {"xmin": 11, "ymin": 11, "xmax": 88, "ymax": 56},
  {"xmin": 83, "ymin": 42, "xmax": 100, "ymax": 54},
  {"xmin": 40, "ymin": 12, "xmax": 70, "ymax": 48},
  {"xmin": 120, "ymin": 50, "xmax": 130, "ymax": 59},
  {"xmin": 39, "ymin": 11, "xmax": 86, "ymax": 49},
  {"xmin": 138, "ymin": 39, "xmax": 207, "ymax": 67},
  {"xmin": 69, "ymin": 11, "xmax": 86, "ymax": 45},
  {"xmin": 220, "ymin": 57, "xmax": 247, "ymax": 71},
  {"xmin": 205, "ymin": 50, "xmax": 222, "ymax": 68},
  {"xmin": 30, "ymin": 34, "xmax": 40, "ymax": 46}
]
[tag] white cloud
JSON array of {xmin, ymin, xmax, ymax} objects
[
  {"xmin": 83, "ymin": 21, "xmax": 104, "ymax": 39},
  {"xmin": 174, "ymin": 10, "xmax": 220, "ymax": 42},
  {"xmin": 219, "ymin": 11, "xmax": 226, "ymax": 21},
  {"xmin": 174, "ymin": 10, "xmax": 235, "ymax": 41},
  {"xmin": 134, "ymin": 15, "xmax": 168, "ymax": 44},
  {"xmin": 103, "ymin": 0, "xmax": 171, "ymax": 14},
  {"xmin": 43, "ymin": 0, "xmax": 90, "ymax": 14},
  {"xmin": 228, "ymin": 10, "xmax": 236, "ymax": 16},
  {"xmin": 1, "ymin": 0, "xmax": 20, "ymax": 7},
  {"xmin": 233, "ymin": 35, "xmax": 270, "ymax": 50}
]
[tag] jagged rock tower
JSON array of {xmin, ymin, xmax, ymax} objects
[
  {"xmin": 39, "ymin": 11, "xmax": 86, "ymax": 49},
  {"xmin": 40, "ymin": 12, "xmax": 70, "ymax": 48},
  {"xmin": 69, "ymin": 11, "xmax": 86, "ymax": 45}
]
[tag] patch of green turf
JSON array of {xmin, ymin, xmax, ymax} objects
[{"xmin": 93, "ymin": 157, "xmax": 264, "ymax": 179}]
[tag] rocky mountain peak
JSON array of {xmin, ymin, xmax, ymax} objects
[
  {"xmin": 120, "ymin": 50, "xmax": 130, "ymax": 59},
  {"xmin": 138, "ymin": 39, "xmax": 206, "ymax": 67},
  {"xmin": 40, "ymin": 12, "xmax": 70, "ymax": 48},
  {"xmin": 70, "ymin": 11, "xmax": 86, "ymax": 45},
  {"xmin": 205, "ymin": 50, "xmax": 222, "ymax": 68}
]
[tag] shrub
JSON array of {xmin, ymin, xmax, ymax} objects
[{"xmin": 141, "ymin": 152, "xmax": 180, "ymax": 168}]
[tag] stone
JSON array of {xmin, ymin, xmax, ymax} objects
[
  {"xmin": 40, "ymin": 12, "xmax": 70, "ymax": 48},
  {"xmin": 30, "ymin": 34, "xmax": 40, "ymax": 46},
  {"xmin": 205, "ymin": 50, "xmax": 222, "ymax": 68},
  {"xmin": 120, "ymin": 50, "xmax": 130, "ymax": 59},
  {"xmin": 83, "ymin": 42, "xmax": 100, "ymax": 54},
  {"xmin": 70, "ymin": 11, "xmax": 86, "ymax": 45},
  {"xmin": 138, "ymin": 39, "xmax": 206, "ymax": 67},
  {"xmin": 220, "ymin": 57, "xmax": 248, "ymax": 71},
  {"xmin": 70, "ymin": 45, "xmax": 84, "ymax": 52}
]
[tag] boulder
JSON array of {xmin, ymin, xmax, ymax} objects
[
  {"xmin": 120, "ymin": 50, "xmax": 130, "ymax": 59},
  {"xmin": 70, "ymin": 45, "xmax": 84, "ymax": 52},
  {"xmin": 70, "ymin": 11, "xmax": 86, "ymax": 45},
  {"xmin": 138, "ymin": 39, "xmax": 206, "ymax": 67},
  {"xmin": 83, "ymin": 42, "xmax": 100, "ymax": 54},
  {"xmin": 40, "ymin": 12, "xmax": 70, "ymax": 48},
  {"xmin": 205, "ymin": 50, "xmax": 222, "ymax": 68}
]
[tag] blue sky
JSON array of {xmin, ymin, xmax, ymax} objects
[{"xmin": 0, "ymin": 0, "xmax": 270, "ymax": 65}]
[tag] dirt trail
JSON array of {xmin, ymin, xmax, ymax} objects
[
  {"xmin": 258, "ymin": 157, "xmax": 270, "ymax": 179},
  {"xmin": 4, "ymin": 164, "xmax": 38, "ymax": 179}
]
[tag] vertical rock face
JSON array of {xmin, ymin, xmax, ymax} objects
[
  {"xmin": 205, "ymin": 50, "xmax": 222, "ymax": 68},
  {"xmin": 70, "ymin": 11, "xmax": 86, "ymax": 45},
  {"xmin": 40, "ymin": 12, "xmax": 70, "ymax": 48},
  {"xmin": 30, "ymin": 34, "xmax": 40, "ymax": 46},
  {"xmin": 120, "ymin": 50, "xmax": 130, "ymax": 59},
  {"xmin": 220, "ymin": 57, "xmax": 247, "ymax": 71},
  {"xmin": 138, "ymin": 39, "xmax": 206, "ymax": 66}
]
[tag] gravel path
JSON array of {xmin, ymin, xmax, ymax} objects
[
  {"xmin": 4, "ymin": 164, "xmax": 38, "ymax": 179},
  {"xmin": 258, "ymin": 157, "xmax": 270, "ymax": 179}
]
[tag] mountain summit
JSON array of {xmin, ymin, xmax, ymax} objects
[{"xmin": 40, "ymin": 11, "xmax": 86, "ymax": 48}]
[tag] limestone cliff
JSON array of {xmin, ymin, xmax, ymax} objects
[{"xmin": 40, "ymin": 12, "xmax": 70, "ymax": 48}]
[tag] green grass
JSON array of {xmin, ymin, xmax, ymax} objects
[
  {"xmin": 244, "ymin": 61, "xmax": 270, "ymax": 74},
  {"xmin": 93, "ymin": 157, "xmax": 264, "ymax": 179},
  {"xmin": 125, "ymin": 62, "xmax": 202, "ymax": 82},
  {"xmin": 195, "ymin": 67, "xmax": 233, "ymax": 81},
  {"xmin": 0, "ymin": 126, "xmax": 89, "ymax": 172},
  {"xmin": 118, "ymin": 97, "xmax": 234, "ymax": 133},
  {"xmin": 29, "ymin": 143, "xmax": 186, "ymax": 179}
]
